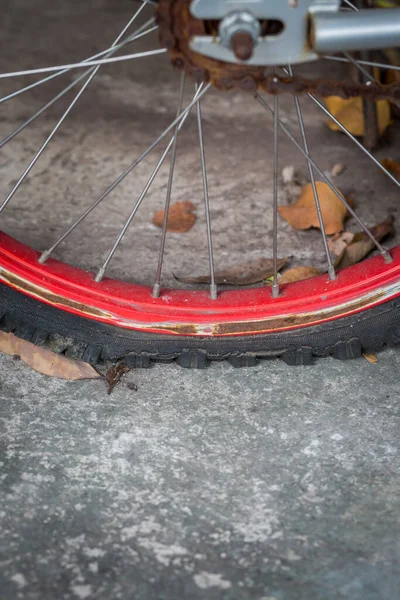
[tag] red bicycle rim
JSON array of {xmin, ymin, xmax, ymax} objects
[{"xmin": 0, "ymin": 232, "xmax": 399, "ymax": 337}]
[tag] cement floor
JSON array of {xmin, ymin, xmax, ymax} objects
[
  {"xmin": 0, "ymin": 1, "xmax": 399, "ymax": 599},
  {"xmin": 0, "ymin": 350, "xmax": 399, "ymax": 600}
]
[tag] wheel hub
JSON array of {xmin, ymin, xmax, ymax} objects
[
  {"xmin": 156, "ymin": 0, "xmax": 400, "ymax": 99},
  {"xmin": 189, "ymin": 0, "xmax": 341, "ymax": 66},
  {"xmin": 156, "ymin": 0, "xmax": 341, "ymax": 89},
  {"xmin": 157, "ymin": 0, "xmax": 267, "ymax": 91}
]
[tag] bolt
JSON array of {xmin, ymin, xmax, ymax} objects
[
  {"xmin": 219, "ymin": 11, "xmax": 261, "ymax": 62},
  {"xmin": 230, "ymin": 31, "xmax": 255, "ymax": 61}
]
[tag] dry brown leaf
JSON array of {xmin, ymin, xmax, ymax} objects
[
  {"xmin": 335, "ymin": 217, "xmax": 394, "ymax": 270},
  {"xmin": 383, "ymin": 47, "xmax": 400, "ymax": 73},
  {"xmin": 363, "ymin": 353, "xmax": 378, "ymax": 365},
  {"xmin": 153, "ymin": 201, "xmax": 196, "ymax": 233},
  {"xmin": 328, "ymin": 231, "xmax": 355, "ymax": 266},
  {"xmin": 381, "ymin": 158, "xmax": 400, "ymax": 179},
  {"xmin": 106, "ymin": 362, "xmax": 130, "ymax": 395},
  {"xmin": 387, "ymin": 63, "xmax": 400, "ymax": 88},
  {"xmin": 278, "ymin": 266, "xmax": 323, "ymax": 285},
  {"xmin": 174, "ymin": 257, "xmax": 289, "ymax": 286},
  {"xmin": 278, "ymin": 181, "xmax": 350, "ymax": 235},
  {"xmin": 325, "ymin": 96, "xmax": 391, "ymax": 137},
  {"xmin": 0, "ymin": 331, "xmax": 100, "ymax": 380}
]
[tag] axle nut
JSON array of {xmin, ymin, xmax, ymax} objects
[
  {"xmin": 219, "ymin": 11, "xmax": 261, "ymax": 62},
  {"xmin": 230, "ymin": 31, "xmax": 255, "ymax": 62}
]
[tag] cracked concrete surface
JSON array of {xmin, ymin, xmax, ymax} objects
[
  {"xmin": 0, "ymin": 1, "xmax": 399, "ymax": 599},
  {"xmin": 0, "ymin": 351, "xmax": 399, "ymax": 600}
]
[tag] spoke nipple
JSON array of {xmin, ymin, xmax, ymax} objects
[
  {"xmin": 94, "ymin": 268, "xmax": 105, "ymax": 284},
  {"xmin": 382, "ymin": 249, "xmax": 393, "ymax": 264},
  {"xmin": 38, "ymin": 251, "xmax": 50, "ymax": 265},
  {"xmin": 152, "ymin": 283, "xmax": 161, "ymax": 299},
  {"xmin": 210, "ymin": 284, "xmax": 218, "ymax": 300},
  {"xmin": 272, "ymin": 283, "xmax": 280, "ymax": 299},
  {"xmin": 328, "ymin": 266, "xmax": 337, "ymax": 281}
]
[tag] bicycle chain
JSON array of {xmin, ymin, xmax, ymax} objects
[{"xmin": 156, "ymin": 0, "xmax": 400, "ymax": 102}]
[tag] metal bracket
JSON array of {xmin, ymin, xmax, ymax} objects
[
  {"xmin": 189, "ymin": 0, "xmax": 341, "ymax": 66},
  {"xmin": 190, "ymin": 0, "xmax": 340, "ymax": 19}
]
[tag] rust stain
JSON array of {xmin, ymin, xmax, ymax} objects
[
  {"xmin": 213, "ymin": 293, "xmax": 386, "ymax": 335},
  {"xmin": 0, "ymin": 266, "xmax": 395, "ymax": 337},
  {"xmin": 0, "ymin": 268, "xmax": 111, "ymax": 320},
  {"xmin": 131, "ymin": 289, "xmax": 387, "ymax": 336},
  {"xmin": 156, "ymin": 0, "xmax": 400, "ymax": 101}
]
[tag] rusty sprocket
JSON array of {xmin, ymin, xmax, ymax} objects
[{"xmin": 155, "ymin": 0, "xmax": 400, "ymax": 102}]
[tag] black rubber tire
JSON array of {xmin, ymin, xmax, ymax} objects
[{"xmin": 0, "ymin": 283, "xmax": 399, "ymax": 368}]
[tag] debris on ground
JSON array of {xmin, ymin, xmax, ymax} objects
[
  {"xmin": 281, "ymin": 166, "xmax": 306, "ymax": 200},
  {"xmin": 278, "ymin": 266, "xmax": 323, "ymax": 285},
  {"xmin": 328, "ymin": 231, "xmax": 355, "ymax": 261},
  {"xmin": 381, "ymin": 158, "xmax": 400, "ymax": 179},
  {"xmin": 329, "ymin": 216, "xmax": 394, "ymax": 269},
  {"xmin": 330, "ymin": 163, "xmax": 346, "ymax": 177},
  {"xmin": 153, "ymin": 201, "xmax": 197, "ymax": 233},
  {"xmin": 105, "ymin": 362, "xmax": 130, "ymax": 395},
  {"xmin": 324, "ymin": 96, "xmax": 391, "ymax": 137},
  {"xmin": 0, "ymin": 331, "xmax": 100, "ymax": 380},
  {"xmin": 363, "ymin": 353, "xmax": 378, "ymax": 365},
  {"xmin": 174, "ymin": 257, "xmax": 289, "ymax": 286},
  {"xmin": 278, "ymin": 181, "xmax": 351, "ymax": 235},
  {"xmin": 282, "ymin": 165, "xmax": 295, "ymax": 185}
]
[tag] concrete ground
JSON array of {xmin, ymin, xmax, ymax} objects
[
  {"xmin": 0, "ymin": 351, "xmax": 399, "ymax": 600},
  {"xmin": 0, "ymin": 1, "xmax": 399, "ymax": 599}
]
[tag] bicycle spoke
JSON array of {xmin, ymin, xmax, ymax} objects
[
  {"xmin": 196, "ymin": 84, "xmax": 217, "ymax": 300},
  {"xmin": 323, "ymin": 54, "xmax": 400, "ymax": 72},
  {"xmin": 0, "ymin": 48, "xmax": 166, "ymax": 80},
  {"xmin": 1, "ymin": 69, "xmax": 85, "ymax": 106},
  {"xmin": 39, "ymin": 83, "xmax": 210, "ymax": 265},
  {"xmin": 152, "ymin": 72, "xmax": 186, "ymax": 299},
  {"xmin": 272, "ymin": 86, "xmax": 280, "ymax": 299},
  {"xmin": 0, "ymin": 0, "xmax": 155, "ymax": 84},
  {"xmin": 94, "ymin": 88, "xmax": 200, "ymax": 284},
  {"xmin": 0, "ymin": 71, "xmax": 100, "ymax": 213},
  {"xmin": 0, "ymin": 19, "xmax": 156, "ymax": 105},
  {"xmin": 114, "ymin": 0, "xmax": 149, "ymax": 41},
  {"xmin": 0, "ymin": 16, "xmax": 157, "ymax": 205},
  {"xmin": 343, "ymin": 51, "xmax": 376, "ymax": 82},
  {"xmin": 256, "ymin": 92, "xmax": 393, "ymax": 265},
  {"xmin": 0, "ymin": 12, "xmax": 157, "ymax": 214},
  {"xmin": 342, "ymin": 0, "xmax": 358, "ymax": 10},
  {"xmin": 0, "ymin": 26, "xmax": 158, "ymax": 149},
  {"xmin": 280, "ymin": 66, "xmax": 400, "ymax": 189},
  {"xmin": 0, "ymin": 70, "xmax": 91, "ymax": 150},
  {"xmin": 309, "ymin": 93, "xmax": 400, "ymax": 187},
  {"xmin": 341, "ymin": 51, "xmax": 400, "ymax": 115},
  {"xmin": 288, "ymin": 65, "xmax": 336, "ymax": 281},
  {"xmin": 5, "ymin": 0, "xmax": 393, "ymax": 299}
]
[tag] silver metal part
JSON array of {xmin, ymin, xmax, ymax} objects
[
  {"xmin": 271, "ymin": 89, "xmax": 280, "ymax": 299},
  {"xmin": 312, "ymin": 8, "xmax": 400, "ymax": 54},
  {"xmin": 189, "ymin": 0, "xmax": 340, "ymax": 66},
  {"xmin": 189, "ymin": 1, "xmax": 400, "ymax": 66},
  {"xmin": 219, "ymin": 11, "xmax": 261, "ymax": 53},
  {"xmin": 308, "ymin": 0, "xmax": 342, "ymax": 13},
  {"xmin": 190, "ymin": 0, "xmax": 340, "ymax": 20}
]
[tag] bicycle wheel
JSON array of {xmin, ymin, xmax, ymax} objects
[{"xmin": 0, "ymin": 0, "xmax": 400, "ymax": 368}]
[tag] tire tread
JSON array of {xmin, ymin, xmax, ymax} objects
[{"xmin": 0, "ymin": 283, "xmax": 398, "ymax": 368}]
